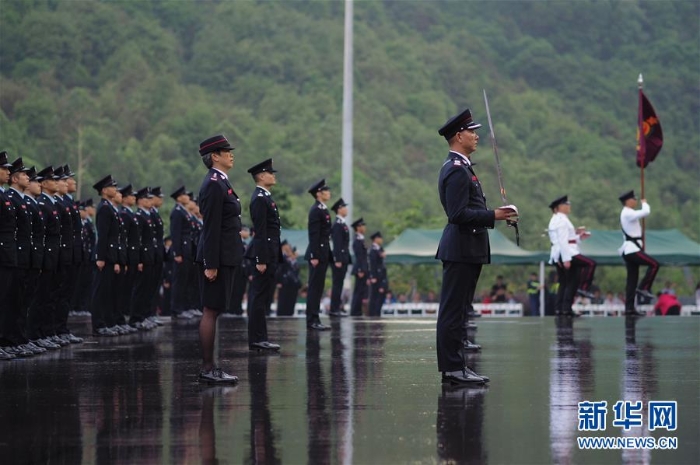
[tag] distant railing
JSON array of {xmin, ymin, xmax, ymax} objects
[{"xmin": 269, "ymin": 303, "xmax": 699, "ymax": 318}]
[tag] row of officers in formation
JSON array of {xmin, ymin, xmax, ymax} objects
[{"xmin": 0, "ymin": 149, "xmax": 389, "ymax": 365}]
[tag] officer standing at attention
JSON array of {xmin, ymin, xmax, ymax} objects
[
  {"xmin": 132, "ymin": 187, "xmax": 158, "ymax": 329},
  {"xmin": 435, "ymin": 108, "xmax": 518, "ymax": 386},
  {"xmin": 330, "ymin": 198, "xmax": 351, "ymax": 317},
  {"xmin": 2, "ymin": 158, "xmax": 32, "ymax": 355},
  {"xmin": 196, "ymin": 134, "xmax": 243, "ymax": 384},
  {"xmin": 349, "ymin": 218, "xmax": 368, "ymax": 317},
  {"xmin": 618, "ymin": 190, "xmax": 659, "ymax": 317},
  {"xmin": 29, "ymin": 167, "xmax": 64, "ymax": 347},
  {"xmin": 368, "ymin": 231, "xmax": 387, "ymax": 317},
  {"xmin": 0, "ymin": 152, "xmax": 18, "ymax": 360},
  {"xmin": 276, "ymin": 240, "xmax": 302, "ymax": 316},
  {"xmin": 304, "ymin": 179, "xmax": 333, "ymax": 331},
  {"xmin": 149, "ymin": 186, "xmax": 166, "ymax": 320},
  {"xmin": 547, "ymin": 195, "xmax": 595, "ymax": 316},
  {"xmin": 91, "ymin": 175, "xmax": 122, "ymax": 337},
  {"xmin": 170, "ymin": 185, "xmax": 195, "ymax": 319},
  {"xmin": 245, "ymin": 158, "xmax": 282, "ymax": 352},
  {"xmin": 59, "ymin": 164, "xmax": 84, "ymax": 342},
  {"xmin": 117, "ymin": 184, "xmax": 141, "ymax": 330}
]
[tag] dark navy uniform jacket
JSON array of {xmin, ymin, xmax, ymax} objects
[
  {"xmin": 196, "ymin": 168, "xmax": 244, "ymax": 269},
  {"xmin": 352, "ymin": 234, "xmax": 368, "ymax": 276},
  {"xmin": 95, "ymin": 198, "xmax": 121, "ymax": 264},
  {"xmin": 67, "ymin": 195, "xmax": 83, "ymax": 264},
  {"xmin": 369, "ymin": 243, "xmax": 388, "ymax": 287},
  {"xmin": 150, "ymin": 208, "xmax": 165, "ymax": 263},
  {"xmin": 37, "ymin": 193, "xmax": 61, "ymax": 271},
  {"xmin": 56, "ymin": 195, "xmax": 74, "ymax": 265},
  {"xmin": 6, "ymin": 188, "xmax": 31, "ymax": 269},
  {"xmin": 135, "ymin": 208, "xmax": 156, "ymax": 266},
  {"xmin": 25, "ymin": 196, "xmax": 45, "ymax": 269},
  {"xmin": 170, "ymin": 203, "xmax": 194, "ymax": 260},
  {"xmin": 436, "ymin": 151, "xmax": 494, "ymax": 264},
  {"xmin": 331, "ymin": 217, "xmax": 352, "ymax": 265},
  {"xmin": 0, "ymin": 189, "xmax": 18, "ymax": 267},
  {"xmin": 82, "ymin": 218, "xmax": 96, "ymax": 263},
  {"xmin": 304, "ymin": 201, "xmax": 332, "ymax": 262},
  {"xmin": 245, "ymin": 186, "xmax": 282, "ymax": 265},
  {"xmin": 120, "ymin": 206, "xmax": 141, "ymax": 266},
  {"xmin": 276, "ymin": 254, "xmax": 301, "ymax": 288}
]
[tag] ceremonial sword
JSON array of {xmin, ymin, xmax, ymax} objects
[{"xmin": 483, "ymin": 89, "xmax": 520, "ymax": 245}]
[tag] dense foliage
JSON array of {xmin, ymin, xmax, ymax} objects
[{"xmin": 1, "ymin": 0, "xmax": 698, "ymax": 295}]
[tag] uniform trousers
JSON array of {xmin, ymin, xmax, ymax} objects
[
  {"xmin": 74, "ymin": 262, "xmax": 94, "ymax": 312},
  {"xmin": 277, "ymin": 284, "xmax": 299, "ymax": 316},
  {"xmin": 116, "ymin": 267, "xmax": 137, "ymax": 319},
  {"xmin": 350, "ymin": 275, "xmax": 367, "ymax": 316},
  {"xmin": 226, "ymin": 266, "xmax": 247, "ymax": 315},
  {"xmin": 247, "ymin": 263, "xmax": 278, "ymax": 344},
  {"xmin": 150, "ymin": 259, "xmax": 164, "ymax": 314},
  {"xmin": 561, "ymin": 254, "xmax": 595, "ymax": 313},
  {"xmin": 2, "ymin": 267, "xmax": 27, "ymax": 344},
  {"xmin": 55, "ymin": 263, "xmax": 79, "ymax": 335},
  {"xmin": 368, "ymin": 282, "xmax": 385, "ymax": 317},
  {"xmin": 436, "ymin": 261, "xmax": 482, "ymax": 373},
  {"xmin": 576, "ymin": 254, "xmax": 597, "ymax": 292},
  {"xmin": 306, "ymin": 259, "xmax": 329, "ymax": 325},
  {"xmin": 131, "ymin": 265, "xmax": 156, "ymax": 323},
  {"xmin": 18, "ymin": 269, "xmax": 40, "ymax": 341},
  {"xmin": 91, "ymin": 264, "xmax": 117, "ymax": 330},
  {"xmin": 554, "ymin": 264, "xmax": 567, "ymax": 314},
  {"xmin": 28, "ymin": 269, "xmax": 59, "ymax": 339},
  {"xmin": 171, "ymin": 260, "xmax": 193, "ymax": 315},
  {"xmin": 0, "ymin": 266, "xmax": 18, "ymax": 344},
  {"xmin": 330, "ymin": 263, "xmax": 348, "ymax": 313},
  {"xmin": 623, "ymin": 251, "xmax": 660, "ymax": 311}
]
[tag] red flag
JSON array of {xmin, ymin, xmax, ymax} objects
[{"xmin": 636, "ymin": 90, "xmax": 663, "ymax": 168}]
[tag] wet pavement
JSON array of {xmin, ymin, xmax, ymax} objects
[{"xmin": 1, "ymin": 316, "xmax": 698, "ymax": 465}]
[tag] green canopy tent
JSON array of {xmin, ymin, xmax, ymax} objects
[
  {"xmin": 383, "ymin": 228, "xmax": 548, "ymax": 265},
  {"xmin": 578, "ymin": 228, "xmax": 700, "ymax": 266},
  {"xmin": 281, "ymin": 227, "xmax": 700, "ymax": 266}
]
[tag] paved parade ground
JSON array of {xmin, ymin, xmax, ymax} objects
[{"xmin": 1, "ymin": 316, "xmax": 698, "ymax": 465}]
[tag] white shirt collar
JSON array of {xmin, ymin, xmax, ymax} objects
[
  {"xmin": 256, "ymin": 185, "xmax": 271, "ymax": 195},
  {"xmin": 356, "ymin": 233, "xmax": 365, "ymax": 240},
  {"xmin": 336, "ymin": 215, "xmax": 346, "ymax": 224}
]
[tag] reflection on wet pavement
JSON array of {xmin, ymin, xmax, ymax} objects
[{"xmin": 0, "ymin": 317, "xmax": 698, "ymax": 464}]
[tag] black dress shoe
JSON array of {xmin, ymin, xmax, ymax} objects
[
  {"xmin": 307, "ymin": 323, "xmax": 331, "ymax": 331},
  {"xmin": 442, "ymin": 369, "xmax": 485, "ymax": 385},
  {"xmin": 463, "ymin": 340, "xmax": 482, "ymax": 352},
  {"xmin": 576, "ymin": 289, "xmax": 595, "ymax": 299},
  {"xmin": 329, "ymin": 311, "xmax": 348, "ymax": 317},
  {"xmin": 562, "ymin": 312, "xmax": 581, "ymax": 318},
  {"xmin": 249, "ymin": 341, "xmax": 281, "ymax": 352},
  {"xmin": 92, "ymin": 327, "xmax": 117, "ymax": 337},
  {"xmin": 625, "ymin": 310, "xmax": 646, "ymax": 317},
  {"xmin": 635, "ymin": 289, "xmax": 655, "ymax": 300},
  {"xmin": 464, "ymin": 366, "xmax": 490, "ymax": 383}
]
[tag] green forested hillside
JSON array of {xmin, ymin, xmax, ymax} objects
[{"xmin": 1, "ymin": 0, "xmax": 698, "ymax": 293}]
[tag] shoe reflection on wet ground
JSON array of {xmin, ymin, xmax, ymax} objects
[{"xmin": 0, "ymin": 316, "xmax": 698, "ymax": 465}]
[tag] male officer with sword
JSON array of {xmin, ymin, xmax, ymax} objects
[{"xmin": 435, "ymin": 95, "xmax": 518, "ymax": 386}]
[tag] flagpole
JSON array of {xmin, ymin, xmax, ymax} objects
[{"xmin": 637, "ymin": 73, "xmax": 646, "ymax": 250}]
